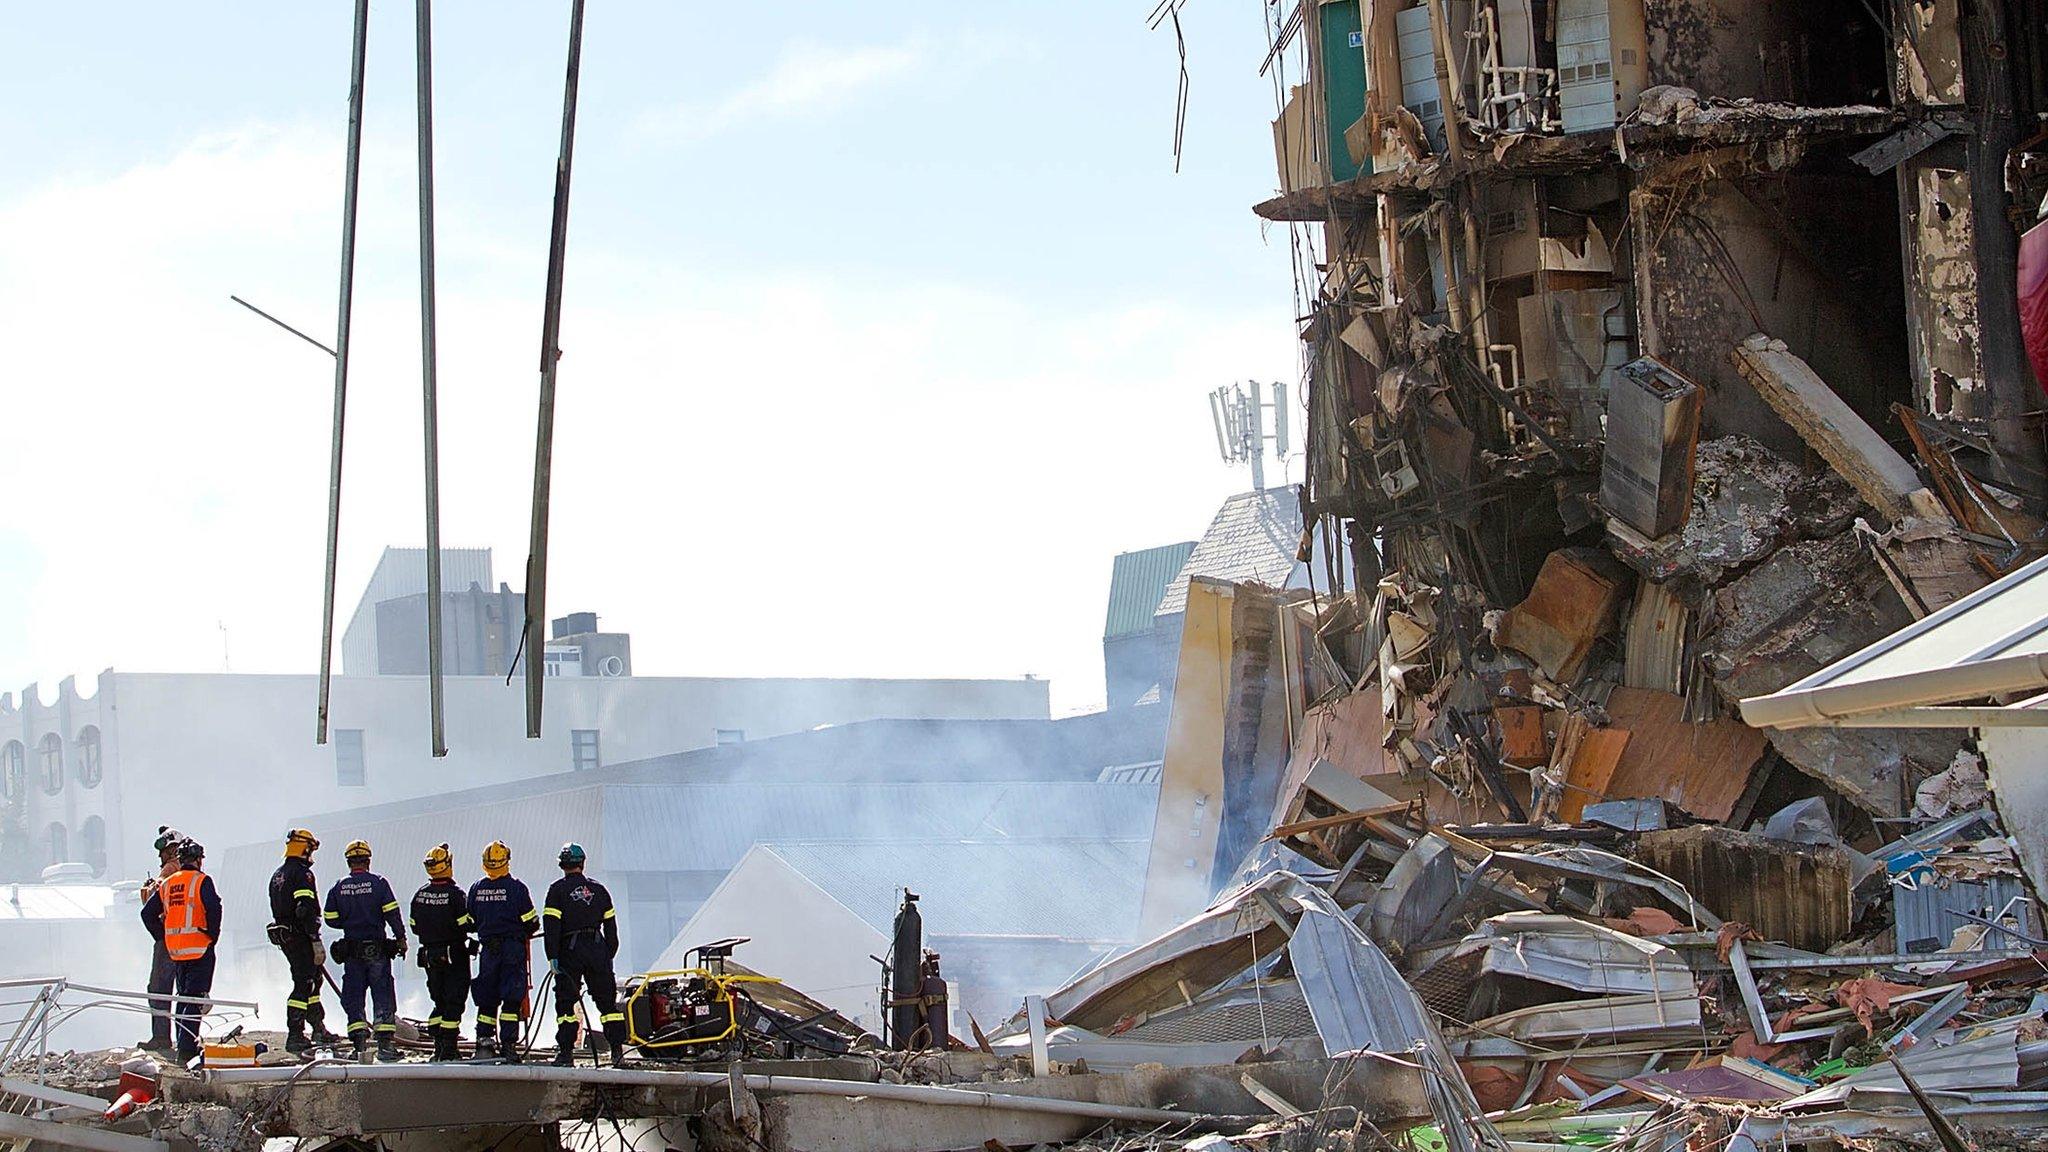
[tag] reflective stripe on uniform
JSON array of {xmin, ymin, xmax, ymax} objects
[
  {"xmin": 323, "ymin": 910, "xmax": 340, "ymax": 920},
  {"xmin": 519, "ymin": 909, "xmax": 538, "ymax": 922},
  {"xmin": 348, "ymin": 1021, "xmax": 370, "ymax": 1034},
  {"xmin": 601, "ymin": 908, "xmax": 616, "ymax": 919},
  {"xmin": 374, "ymin": 1023, "xmax": 397, "ymax": 1033},
  {"xmin": 541, "ymin": 908, "xmax": 561, "ymax": 918},
  {"xmin": 499, "ymin": 1011, "xmax": 523, "ymax": 1023},
  {"xmin": 293, "ymin": 889, "xmax": 317, "ymax": 901},
  {"xmin": 306, "ymin": 993, "xmax": 322, "ymax": 1004},
  {"xmin": 456, "ymin": 913, "xmax": 474, "ymax": 925},
  {"xmin": 556, "ymin": 1014, "xmax": 577, "ymax": 1025},
  {"xmin": 286, "ymin": 999, "xmax": 309, "ymax": 1010},
  {"xmin": 599, "ymin": 1012, "xmax": 624, "ymax": 1023},
  {"xmin": 381, "ymin": 901, "xmax": 399, "ymax": 912},
  {"xmin": 425, "ymin": 1016, "xmax": 444, "ymax": 1028}
]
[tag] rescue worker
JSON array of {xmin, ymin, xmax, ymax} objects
[
  {"xmin": 467, "ymin": 840, "xmax": 537, "ymax": 1061},
  {"xmin": 324, "ymin": 839, "xmax": 407, "ymax": 1062},
  {"xmin": 541, "ymin": 843, "xmax": 627, "ymax": 1067},
  {"xmin": 139, "ymin": 839, "xmax": 219, "ymax": 1063},
  {"xmin": 409, "ymin": 843, "xmax": 473, "ymax": 1061},
  {"xmin": 138, "ymin": 825, "xmax": 182, "ymax": 1053},
  {"xmin": 268, "ymin": 827, "xmax": 338, "ymax": 1053}
]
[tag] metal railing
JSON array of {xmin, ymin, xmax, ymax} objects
[{"xmin": 0, "ymin": 978, "xmax": 260, "ymax": 1083}]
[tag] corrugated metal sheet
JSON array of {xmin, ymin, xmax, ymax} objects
[
  {"xmin": 761, "ymin": 838, "xmax": 1148, "ymax": 942},
  {"xmin": 1637, "ymin": 825, "xmax": 1854, "ymax": 950},
  {"xmin": 1623, "ymin": 580, "xmax": 1689, "ymax": 693},
  {"xmin": 1155, "ymin": 490, "xmax": 1302, "ymax": 618},
  {"xmin": 1291, "ymin": 900, "xmax": 1442, "ymax": 1056},
  {"xmin": 601, "ymin": 781, "xmax": 1159, "ymax": 873},
  {"xmin": 1104, "ymin": 542, "xmax": 1197, "ymax": 640},
  {"xmin": 1123, "ymin": 980, "xmax": 1318, "ymax": 1044},
  {"xmin": 1894, "ymin": 874, "xmax": 2039, "ymax": 954}
]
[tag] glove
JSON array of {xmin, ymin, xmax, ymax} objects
[
  {"xmin": 311, "ymin": 939, "xmax": 328, "ymax": 967},
  {"xmin": 465, "ymin": 938, "xmax": 481, "ymax": 957},
  {"xmin": 389, "ymin": 938, "xmax": 408, "ymax": 960},
  {"xmin": 549, "ymin": 959, "xmax": 560, "ymax": 975}
]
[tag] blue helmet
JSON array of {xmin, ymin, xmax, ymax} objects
[{"xmin": 558, "ymin": 842, "xmax": 586, "ymax": 870}]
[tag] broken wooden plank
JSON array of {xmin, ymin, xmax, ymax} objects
[
  {"xmin": 1269, "ymin": 802, "xmax": 1417, "ymax": 841},
  {"xmin": 1557, "ymin": 726, "xmax": 1632, "ymax": 823},
  {"xmin": 1240, "ymin": 1072, "xmax": 1306, "ymax": 1117},
  {"xmin": 1496, "ymin": 704, "xmax": 1547, "ymax": 766}
]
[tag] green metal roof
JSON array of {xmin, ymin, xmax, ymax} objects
[{"xmin": 1103, "ymin": 542, "xmax": 1197, "ymax": 640}]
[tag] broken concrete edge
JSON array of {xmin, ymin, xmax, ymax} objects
[{"xmin": 195, "ymin": 1061, "xmax": 1239, "ymax": 1127}]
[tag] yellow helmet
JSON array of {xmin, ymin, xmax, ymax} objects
[
  {"xmin": 344, "ymin": 839, "xmax": 372, "ymax": 865},
  {"xmin": 423, "ymin": 843, "xmax": 454, "ymax": 881},
  {"xmin": 482, "ymin": 840, "xmax": 512, "ymax": 879},
  {"xmin": 285, "ymin": 828, "xmax": 320, "ymax": 859}
]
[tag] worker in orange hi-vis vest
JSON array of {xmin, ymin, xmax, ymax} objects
[{"xmin": 139, "ymin": 839, "xmax": 221, "ymax": 1062}]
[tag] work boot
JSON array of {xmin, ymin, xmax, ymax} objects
[
  {"xmin": 474, "ymin": 1035, "xmax": 497, "ymax": 1060},
  {"xmin": 604, "ymin": 1022, "xmax": 630, "ymax": 1068},
  {"xmin": 352, "ymin": 1037, "xmax": 370, "ymax": 1064},
  {"xmin": 308, "ymin": 1020, "xmax": 340, "ymax": 1047},
  {"xmin": 551, "ymin": 1044, "xmax": 575, "ymax": 1068},
  {"xmin": 137, "ymin": 1036, "xmax": 172, "ymax": 1054},
  {"xmin": 376, "ymin": 1036, "xmax": 400, "ymax": 1063},
  {"xmin": 284, "ymin": 1028, "xmax": 310, "ymax": 1055}
]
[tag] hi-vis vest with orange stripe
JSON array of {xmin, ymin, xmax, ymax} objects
[{"xmin": 161, "ymin": 870, "xmax": 212, "ymax": 960}]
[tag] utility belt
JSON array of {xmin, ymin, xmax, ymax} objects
[
  {"xmin": 266, "ymin": 923, "xmax": 309, "ymax": 948},
  {"xmin": 478, "ymin": 935, "xmax": 528, "ymax": 955},
  {"xmin": 561, "ymin": 926, "xmax": 605, "ymax": 947},
  {"xmin": 332, "ymin": 938, "xmax": 404, "ymax": 963},
  {"xmin": 416, "ymin": 941, "xmax": 467, "ymax": 969}
]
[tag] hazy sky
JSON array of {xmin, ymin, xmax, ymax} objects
[{"xmin": 0, "ymin": 2, "xmax": 1303, "ymax": 716}]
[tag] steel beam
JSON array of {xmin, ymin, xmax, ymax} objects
[
  {"xmin": 414, "ymin": 0, "xmax": 446, "ymax": 757},
  {"xmin": 317, "ymin": 0, "xmax": 370, "ymax": 746},
  {"xmin": 523, "ymin": 0, "xmax": 589, "ymax": 738},
  {"xmin": 0, "ymin": 1111, "xmax": 168, "ymax": 1152}
]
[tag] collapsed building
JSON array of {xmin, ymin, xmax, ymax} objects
[
  {"xmin": 14, "ymin": 5, "xmax": 2048, "ymax": 1152},
  {"xmin": 1257, "ymin": 0, "xmax": 2048, "ymax": 820}
]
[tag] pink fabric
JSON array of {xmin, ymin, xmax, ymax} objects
[{"xmin": 2021, "ymin": 217, "xmax": 2048, "ymax": 398}]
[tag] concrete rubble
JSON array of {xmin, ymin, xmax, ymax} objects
[{"xmin": 13, "ymin": 0, "xmax": 2048, "ymax": 1150}]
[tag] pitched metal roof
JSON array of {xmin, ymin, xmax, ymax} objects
[
  {"xmin": 760, "ymin": 838, "xmax": 1150, "ymax": 942},
  {"xmin": 1104, "ymin": 543, "xmax": 1197, "ymax": 640},
  {"xmin": 0, "ymin": 884, "xmax": 118, "ymax": 921},
  {"xmin": 602, "ymin": 780, "xmax": 1159, "ymax": 873},
  {"xmin": 1155, "ymin": 489, "xmax": 1303, "ymax": 618}
]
